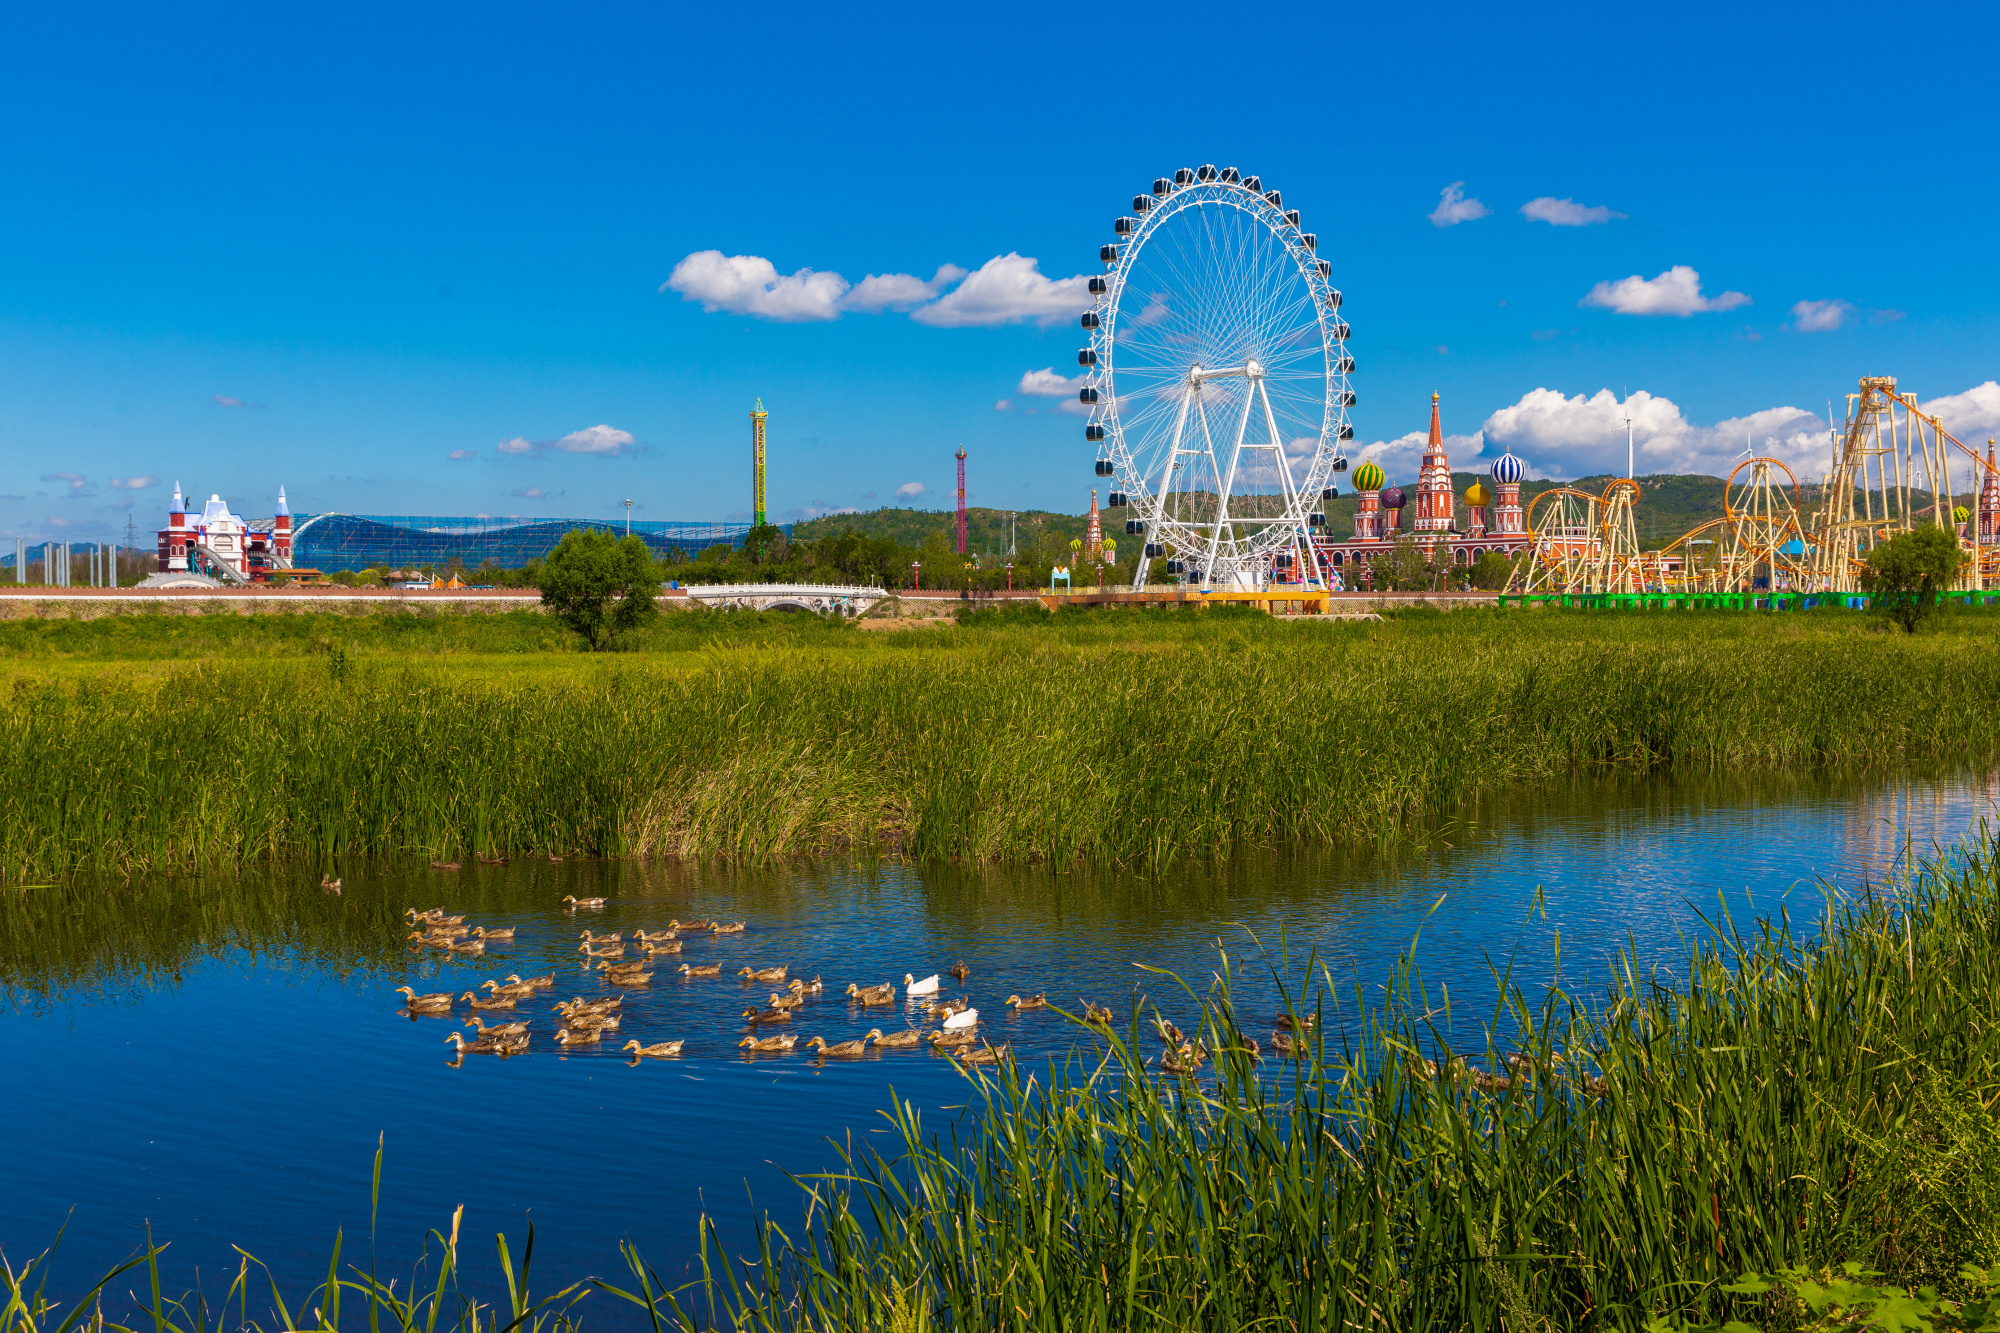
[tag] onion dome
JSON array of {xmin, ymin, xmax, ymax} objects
[
  {"xmin": 1381, "ymin": 486, "xmax": 1407, "ymax": 509},
  {"xmin": 1489, "ymin": 451, "xmax": 1525, "ymax": 485},
  {"xmin": 1955, "ymin": 505, "xmax": 1972, "ymax": 524},
  {"xmin": 1464, "ymin": 481, "xmax": 1492, "ymax": 507},
  {"xmin": 1351, "ymin": 460, "xmax": 1386, "ymax": 492}
]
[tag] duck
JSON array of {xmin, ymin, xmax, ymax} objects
[
  {"xmin": 460, "ymin": 991, "xmax": 517, "ymax": 1012},
  {"xmin": 557, "ymin": 995, "xmax": 621, "ymax": 1013},
  {"xmin": 923, "ymin": 996, "xmax": 970, "ymax": 1018},
  {"xmin": 579, "ymin": 943, "xmax": 626, "ymax": 959},
  {"xmin": 601, "ymin": 969, "xmax": 653, "ymax": 986},
  {"xmin": 404, "ymin": 906, "xmax": 440, "ymax": 922},
  {"xmin": 846, "ymin": 983, "xmax": 896, "ymax": 1006},
  {"xmin": 430, "ymin": 860, "xmax": 462, "ymax": 871},
  {"xmin": 1273, "ymin": 1012, "xmax": 1317, "ymax": 1033},
  {"xmin": 471, "ymin": 926, "xmax": 516, "ymax": 942},
  {"xmin": 481, "ymin": 978, "xmax": 538, "ymax": 1000},
  {"xmin": 1271, "ymin": 1030, "xmax": 1298, "ymax": 1056},
  {"xmin": 678, "ymin": 963, "xmax": 722, "ymax": 978},
  {"xmin": 554, "ymin": 1028, "xmax": 601, "ymax": 1047},
  {"xmin": 940, "ymin": 1007, "xmax": 980, "ymax": 1030},
  {"xmin": 1154, "ymin": 1018, "xmax": 1186, "ymax": 1046},
  {"xmin": 547, "ymin": 853, "xmax": 565, "ymax": 863},
  {"xmin": 738, "ymin": 1033, "xmax": 796, "ymax": 1052},
  {"xmin": 927, "ymin": 1028, "xmax": 978, "ymax": 1048},
  {"xmin": 639, "ymin": 939, "xmax": 683, "ymax": 956},
  {"xmin": 711, "ymin": 921, "xmax": 747, "ymax": 934},
  {"xmin": 864, "ymin": 1027, "xmax": 924, "ymax": 1048},
  {"xmin": 395, "ymin": 986, "xmax": 455, "ymax": 1012},
  {"xmin": 805, "ymin": 1036, "xmax": 870, "ymax": 1059},
  {"xmin": 406, "ymin": 909, "xmax": 464, "ymax": 926},
  {"xmin": 407, "ymin": 932, "xmax": 454, "ymax": 950},
  {"xmin": 319, "ymin": 874, "xmax": 342, "ymax": 894},
  {"xmin": 1006, "ymin": 993, "xmax": 1047, "ymax": 1011},
  {"xmin": 509, "ymin": 973, "xmax": 556, "ymax": 990},
  {"xmin": 792, "ymin": 976, "xmax": 825, "ymax": 995},
  {"xmin": 742, "ymin": 1005, "xmax": 791, "ymax": 1025},
  {"xmin": 667, "ymin": 918, "xmax": 710, "ymax": 931},
  {"xmin": 624, "ymin": 1040, "xmax": 684, "ymax": 1059},
  {"xmin": 1466, "ymin": 1067, "xmax": 1512, "ymax": 1094},
  {"xmin": 562, "ymin": 895, "xmax": 608, "ymax": 910},
  {"xmin": 769, "ymin": 990, "xmax": 806, "ymax": 1011},
  {"xmin": 580, "ymin": 930, "xmax": 622, "ymax": 944},
  {"xmin": 903, "ymin": 973, "xmax": 940, "ymax": 996},
  {"xmin": 949, "ymin": 960, "xmax": 971, "ymax": 982},
  {"xmin": 1158, "ymin": 1043, "xmax": 1208, "ymax": 1076},
  {"xmin": 1080, "ymin": 1000, "xmax": 1115, "ymax": 1025},
  {"xmin": 444, "ymin": 1032, "xmax": 510, "ymax": 1054},
  {"xmin": 631, "ymin": 929, "xmax": 677, "ymax": 944},
  {"xmin": 737, "ymin": 965, "xmax": 789, "ymax": 984},
  {"xmin": 448, "ymin": 939, "xmax": 487, "ymax": 956},
  {"xmin": 565, "ymin": 1012, "xmax": 622, "ymax": 1031},
  {"xmin": 952, "ymin": 1043, "xmax": 1010, "ymax": 1066},
  {"xmin": 464, "ymin": 1017, "xmax": 529, "ymax": 1038},
  {"xmin": 477, "ymin": 854, "xmax": 509, "ymax": 865}
]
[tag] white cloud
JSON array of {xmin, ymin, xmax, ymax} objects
[
  {"xmin": 41, "ymin": 472, "xmax": 90, "ymax": 495},
  {"xmin": 1920, "ymin": 382, "xmax": 2000, "ymax": 442},
  {"xmin": 447, "ymin": 449, "xmax": 477, "ymax": 461},
  {"xmin": 496, "ymin": 436, "xmax": 533, "ymax": 455},
  {"xmin": 911, "ymin": 253, "xmax": 1092, "ymax": 328},
  {"xmin": 796, "ymin": 503, "xmax": 862, "ymax": 520},
  {"xmin": 1789, "ymin": 298, "xmax": 1854, "ymax": 332},
  {"xmin": 1357, "ymin": 430, "xmax": 1490, "ymax": 487},
  {"xmin": 1481, "ymin": 387, "xmax": 1824, "ymax": 480},
  {"xmin": 993, "ymin": 399, "xmax": 1013, "ymax": 412},
  {"xmin": 894, "ymin": 482, "xmax": 926, "ymax": 500},
  {"xmin": 1428, "ymin": 182, "xmax": 1490, "ymax": 228},
  {"xmin": 843, "ymin": 264, "xmax": 967, "ymax": 314},
  {"xmin": 211, "ymin": 394, "xmax": 262, "ymax": 409},
  {"xmin": 662, "ymin": 250, "xmax": 850, "ymax": 322},
  {"xmin": 109, "ymin": 475, "xmax": 158, "ymax": 490},
  {"xmin": 47, "ymin": 515, "xmax": 70, "ymax": 528},
  {"xmin": 511, "ymin": 486, "xmax": 546, "ymax": 499},
  {"xmin": 1580, "ymin": 266, "xmax": 1750, "ymax": 316},
  {"xmin": 1018, "ymin": 367, "xmax": 1083, "ymax": 397},
  {"xmin": 1520, "ymin": 197, "xmax": 1625, "ymax": 226},
  {"xmin": 552, "ymin": 424, "xmax": 635, "ymax": 456}
]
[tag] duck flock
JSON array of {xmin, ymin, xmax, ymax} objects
[{"xmin": 396, "ymin": 896, "xmax": 1059, "ymax": 1067}]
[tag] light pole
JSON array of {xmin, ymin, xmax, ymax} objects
[
  {"xmin": 911, "ymin": 560, "xmax": 921, "ymax": 591},
  {"xmin": 623, "ymin": 499, "xmax": 633, "ymax": 536}
]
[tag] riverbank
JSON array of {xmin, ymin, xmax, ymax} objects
[{"xmin": 2, "ymin": 606, "xmax": 1998, "ymax": 877}]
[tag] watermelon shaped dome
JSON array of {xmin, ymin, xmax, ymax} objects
[
  {"xmin": 1351, "ymin": 461, "xmax": 1386, "ymax": 492},
  {"xmin": 1955, "ymin": 505, "xmax": 1972, "ymax": 524}
]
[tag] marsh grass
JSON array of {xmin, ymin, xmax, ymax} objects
[
  {"xmin": 4, "ymin": 610, "xmax": 2000, "ymax": 877},
  {"xmin": 630, "ymin": 833, "xmax": 2000, "ymax": 1330}
]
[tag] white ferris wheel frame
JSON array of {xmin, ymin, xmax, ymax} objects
[{"xmin": 1083, "ymin": 172, "xmax": 1353, "ymax": 589}]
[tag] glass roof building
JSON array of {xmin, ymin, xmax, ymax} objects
[{"xmin": 290, "ymin": 515, "xmax": 782, "ymax": 572}]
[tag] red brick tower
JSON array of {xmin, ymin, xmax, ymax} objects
[
  {"xmin": 1413, "ymin": 393, "xmax": 1454, "ymax": 536},
  {"xmin": 273, "ymin": 485, "xmax": 293, "ymax": 566},
  {"xmin": 1981, "ymin": 441, "xmax": 1999, "ymax": 544},
  {"xmin": 1085, "ymin": 488, "xmax": 1103, "ymax": 560}
]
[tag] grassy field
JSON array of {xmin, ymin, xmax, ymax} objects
[{"xmin": 0, "ymin": 601, "xmax": 1997, "ymax": 879}]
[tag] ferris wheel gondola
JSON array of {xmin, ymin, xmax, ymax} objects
[{"xmin": 1080, "ymin": 165, "xmax": 1352, "ymax": 588}]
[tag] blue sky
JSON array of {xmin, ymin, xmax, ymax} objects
[{"xmin": 3, "ymin": 1, "xmax": 1996, "ymax": 542}]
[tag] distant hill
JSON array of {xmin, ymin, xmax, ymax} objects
[{"xmin": 791, "ymin": 506, "xmax": 1095, "ymax": 555}]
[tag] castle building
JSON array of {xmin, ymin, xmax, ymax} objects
[
  {"xmin": 1310, "ymin": 395, "xmax": 1533, "ymax": 582},
  {"xmin": 156, "ymin": 483, "xmax": 296, "ymax": 582},
  {"xmin": 1982, "ymin": 440, "xmax": 1999, "ymax": 545}
]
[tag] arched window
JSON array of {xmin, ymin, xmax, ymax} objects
[
  {"xmin": 1455, "ymin": 547, "xmax": 1470, "ymax": 564},
  {"xmin": 1470, "ymin": 547, "xmax": 1484, "ymax": 561},
  {"xmin": 1330, "ymin": 550, "xmax": 1344, "ymax": 566}
]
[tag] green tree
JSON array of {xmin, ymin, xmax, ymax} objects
[
  {"xmin": 742, "ymin": 524, "xmax": 790, "ymax": 565},
  {"xmin": 538, "ymin": 529, "xmax": 660, "ymax": 650},
  {"xmin": 1861, "ymin": 525, "xmax": 1966, "ymax": 633},
  {"xmin": 1469, "ymin": 551, "xmax": 1513, "ymax": 590}
]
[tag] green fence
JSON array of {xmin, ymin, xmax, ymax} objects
[{"xmin": 1497, "ymin": 591, "xmax": 2000, "ymax": 611}]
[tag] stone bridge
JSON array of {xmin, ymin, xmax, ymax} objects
[{"xmin": 678, "ymin": 583, "xmax": 887, "ymax": 616}]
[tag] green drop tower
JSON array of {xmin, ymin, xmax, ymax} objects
[{"xmin": 750, "ymin": 398, "xmax": 768, "ymax": 527}]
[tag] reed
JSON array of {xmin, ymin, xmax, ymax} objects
[
  {"xmin": 636, "ymin": 831, "xmax": 2000, "ymax": 1330},
  {"xmin": 3, "ymin": 611, "xmax": 2000, "ymax": 877}
]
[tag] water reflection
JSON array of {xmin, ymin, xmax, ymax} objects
[{"xmin": 2, "ymin": 767, "xmax": 1996, "ymax": 1322}]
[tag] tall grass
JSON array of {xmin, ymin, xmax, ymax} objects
[
  {"xmin": 3, "ymin": 612, "xmax": 2000, "ymax": 877},
  {"xmin": 640, "ymin": 833, "xmax": 2000, "ymax": 1330}
]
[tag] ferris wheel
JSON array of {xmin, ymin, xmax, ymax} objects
[{"xmin": 1080, "ymin": 164, "xmax": 1353, "ymax": 589}]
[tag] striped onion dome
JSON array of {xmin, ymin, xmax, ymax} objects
[
  {"xmin": 1464, "ymin": 481, "xmax": 1492, "ymax": 506},
  {"xmin": 1381, "ymin": 486, "xmax": 1407, "ymax": 509},
  {"xmin": 1955, "ymin": 505, "xmax": 1972, "ymax": 523},
  {"xmin": 1351, "ymin": 461, "xmax": 1386, "ymax": 492},
  {"xmin": 1489, "ymin": 451, "xmax": 1525, "ymax": 485}
]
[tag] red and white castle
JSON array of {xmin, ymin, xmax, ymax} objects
[
  {"xmin": 156, "ymin": 483, "xmax": 295, "ymax": 582},
  {"xmin": 1313, "ymin": 394, "xmax": 1533, "ymax": 580}
]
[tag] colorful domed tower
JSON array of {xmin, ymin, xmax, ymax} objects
[
  {"xmin": 1464, "ymin": 480, "xmax": 1492, "ymax": 536},
  {"xmin": 1413, "ymin": 393, "xmax": 1455, "ymax": 537},
  {"xmin": 162, "ymin": 481, "xmax": 189, "ymax": 572},
  {"xmin": 273, "ymin": 485, "xmax": 293, "ymax": 567},
  {"xmin": 1381, "ymin": 486, "xmax": 1406, "ymax": 535},
  {"xmin": 1489, "ymin": 451, "xmax": 1526, "ymax": 536},
  {"xmin": 1351, "ymin": 460, "xmax": 1386, "ymax": 541}
]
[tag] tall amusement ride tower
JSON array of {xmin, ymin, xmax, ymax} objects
[{"xmin": 750, "ymin": 398, "xmax": 768, "ymax": 527}]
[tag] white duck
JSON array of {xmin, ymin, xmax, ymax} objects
[
  {"xmin": 941, "ymin": 1006, "xmax": 979, "ymax": 1030},
  {"xmin": 904, "ymin": 973, "xmax": 940, "ymax": 996}
]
